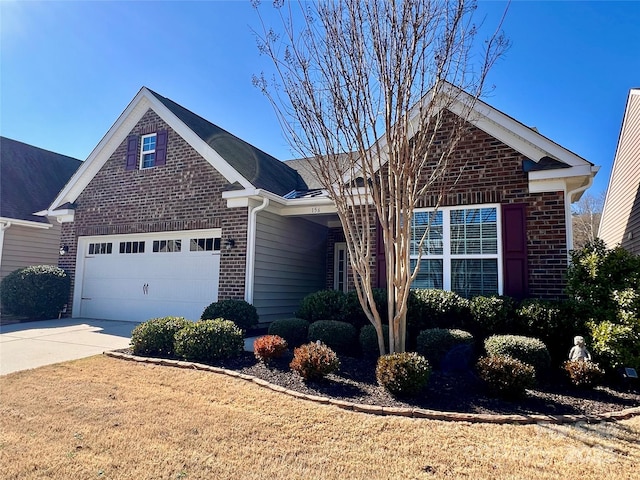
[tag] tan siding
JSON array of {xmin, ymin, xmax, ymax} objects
[
  {"xmin": 600, "ymin": 91, "xmax": 640, "ymax": 252},
  {"xmin": 1, "ymin": 223, "xmax": 61, "ymax": 280},
  {"xmin": 253, "ymin": 211, "xmax": 326, "ymax": 323}
]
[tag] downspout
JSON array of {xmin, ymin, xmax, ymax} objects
[
  {"xmin": 564, "ymin": 171, "xmax": 596, "ymax": 255},
  {"xmin": 0, "ymin": 222, "xmax": 12, "ymax": 274},
  {"xmin": 245, "ymin": 197, "xmax": 270, "ymax": 304}
]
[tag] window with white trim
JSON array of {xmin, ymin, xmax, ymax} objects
[
  {"xmin": 88, "ymin": 242, "xmax": 112, "ymax": 255},
  {"xmin": 410, "ymin": 205, "xmax": 501, "ymax": 297},
  {"xmin": 334, "ymin": 242, "xmax": 348, "ymax": 292},
  {"xmin": 152, "ymin": 239, "xmax": 181, "ymax": 253},
  {"xmin": 140, "ymin": 133, "xmax": 157, "ymax": 169},
  {"xmin": 190, "ymin": 237, "xmax": 221, "ymax": 252}
]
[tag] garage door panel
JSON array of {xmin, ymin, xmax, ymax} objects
[{"xmin": 78, "ymin": 232, "xmax": 221, "ymax": 322}]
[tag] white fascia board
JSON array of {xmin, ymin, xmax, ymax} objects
[
  {"xmin": 223, "ymin": 188, "xmax": 336, "ymax": 214},
  {"xmin": 528, "ymin": 164, "xmax": 597, "ymax": 182},
  {"xmin": 49, "ymin": 88, "xmax": 255, "ymax": 210},
  {"xmin": 528, "ymin": 179, "xmax": 567, "ymax": 194},
  {"xmin": 0, "ymin": 216, "xmax": 53, "ymax": 229}
]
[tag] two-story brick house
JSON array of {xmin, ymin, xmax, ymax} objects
[{"xmin": 45, "ymin": 86, "xmax": 598, "ymax": 323}]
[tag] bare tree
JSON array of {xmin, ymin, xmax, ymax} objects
[
  {"xmin": 572, "ymin": 191, "xmax": 605, "ymax": 250},
  {"xmin": 253, "ymin": 0, "xmax": 508, "ymax": 354}
]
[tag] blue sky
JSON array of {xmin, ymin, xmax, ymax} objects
[{"xmin": 1, "ymin": 1, "xmax": 639, "ymax": 197}]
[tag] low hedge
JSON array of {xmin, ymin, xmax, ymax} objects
[
  {"xmin": 484, "ymin": 334, "xmax": 551, "ymax": 374},
  {"xmin": 130, "ymin": 316, "xmax": 190, "ymax": 357},
  {"xmin": 416, "ymin": 328, "xmax": 474, "ymax": 369},
  {"xmin": 476, "ymin": 354, "xmax": 536, "ymax": 398},
  {"xmin": 201, "ymin": 299, "xmax": 258, "ymax": 332},
  {"xmin": 359, "ymin": 324, "xmax": 389, "ymax": 357},
  {"xmin": 376, "ymin": 352, "xmax": 431, "ymax": 396},
  {"xmin": 174, "ymin": 319, "xmax": 244, "ymax": 362},
  {"xmin": 296, "ymin": 290, "xmax": 347, "ymax": 323},
  {"xmin": 290, "ymin": 341, "xmax": 340, "ymax": 381},
  {"xmin": 308, "ymin": 320, "xmax": 357, "ymax": 355},
  {"xmin": 268, "ymin": 318, "xmax": 310, "ymax": 348}
]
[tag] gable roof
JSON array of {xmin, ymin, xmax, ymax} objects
[
  {"xmin": 48, "ymin": 87, "xmax": 306, "ymax": 211},
  {"xmin": 148, "ymin": 89, "xmax": 306, "ymax": 196},
  {"xmin": 0, "ymin": 137, "xmax": 81, "ymax": 224}
]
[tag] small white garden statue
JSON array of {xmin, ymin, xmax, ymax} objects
[{"xmin": 568, "ymin": 336, "xmax": 591, "ymax": 362}]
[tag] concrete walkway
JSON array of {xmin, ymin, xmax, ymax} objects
[{"xmin": 0, "ymin": 318, "xmax": 139, "ymax": 375}]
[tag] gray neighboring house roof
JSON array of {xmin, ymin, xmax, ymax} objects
[
  {"xmin": 0, "ymin": 137, "xmax": 82, "ymax": 224},
  {"xmin": 148, "ymin": 89, "xmax": 307, "ymax": 196}
]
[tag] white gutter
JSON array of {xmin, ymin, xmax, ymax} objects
[
  {"xmin": 244, "ymin": 196, "xmax": 270, "ymax": 304},
  {"xmin": 0, "ymin": 221, "xmax": 12, "ymax": 272}
]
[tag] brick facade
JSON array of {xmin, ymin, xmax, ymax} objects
[
  {"xmin": 325, "ymin": 112, "xmax": 569, "ymax": 299},
  {"xmin": 59, "ymin": 109, "xmax": 248, "ymax": 314}
]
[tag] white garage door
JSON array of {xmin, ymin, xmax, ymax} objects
[{"xmin": 75, "ymin": 229, "xmax": 221, "ymax": 322}]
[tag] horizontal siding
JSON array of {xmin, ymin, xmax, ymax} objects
[
  {"xmin": 253, "ymin": 211, "xmax": 327, "ymax": 323},
  {"xmin": 1, "ymin": 223, "xmax": 61, "ymax": 280},
  {"xmin": 601, "ymin": 92, "xmax": 640, "ymax": 252}
]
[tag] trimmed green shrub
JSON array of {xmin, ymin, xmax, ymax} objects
[
  {"xmin": 516, "ymin": 298, "xmax": 585, "ymax": 367},
  {"xmin": 484, "ymin": 335, "xmax": 551, "ymax": 374},
  {"xmin": 476, "ymin": 355, "xmax": 536, "ymax": 398},
  {"xmin": 296, "ymin": 290, "xmax": 347, "ymax": 323},
  {"xmin": 308, "ymin": 320, "xmax": 357, "ymax": 355},
  {"xmin": 0, "ymin": 265, "xmax": 70, "ymax": 319},
  {"xmin": 253, "ymin": 335, "xmax": 288, "ymax": 362},
  {"xmin": 174, "ymin": 319, "xmax": 244, "ymax": 362},
  {"xmin": 586, "ymin": 288, "xmax": 640, "ymax": 372},
  {"xmin": 290, "ymin": 341, "xmax": 340, "ymax": 380},
  {"xmin": 201, "ymin": 299, "xmax": 258, "ymax": 332},
  {"xmin": 416, "ymin": 328, "xmax": 474, "ymax": 369},
  {"xmin": 359, "ymin": 324, "xmax": 389, "ymax": 357},
  {"xmin": 130, "ymin": 316, "xmax": 190, "ymax": 357},
  {"xmin": 562, "ymin": 360, "xmax": 605, "ymax": 388},
  {"xmin": 268, "ymin": 318, "xmax": 310, "ymax": 348},
  {"xmin": 344, "ymin": 289, "xmax": 388, "ymax": 329},
  {"xmin": 376, "ymin": 352, "xmax": 431, "ymax": 396},
  {"xmin": 407, "ymin": 289, "xmax": 470, "ymax": 334},
  {"xmin": 468, "ymin": 295, "xmax": 519, "ymax": 337}
]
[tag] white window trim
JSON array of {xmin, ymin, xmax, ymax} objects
[
  {"xmin": 411, "ymin": 203, "xmax": 503, "ymax": 295},
  {"xmin": 334, "ymin": 242, "xmax": 348, "ymax": 292},
  {"xmin": 140, "ymin": 133, "xmax": 157, "ymax": 169}
]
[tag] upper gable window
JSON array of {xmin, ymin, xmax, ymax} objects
[
  {"xmin": 125, "ymin": 130, "xmax": 168, "ymax": 171},
  {"xmin": 140, "ymin": 134, "xmax": 156, "ymax": 169}
]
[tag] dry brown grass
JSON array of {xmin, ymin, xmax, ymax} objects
[{"xmin": 1, "ymin": 355, "xmax": 639, "ymax": 480}]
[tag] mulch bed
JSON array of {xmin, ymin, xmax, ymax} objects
[{"xmin": 201, "ymin": 351, "xmax": 639, "ymax": 416}]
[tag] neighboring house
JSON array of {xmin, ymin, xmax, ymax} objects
[
  {"xmin": 599, "ymin": 88, "xmax": 640, "ymax": 253},
  {"xmin": 0, "ymin": 137, "xmax": 81, "ymax": 282},
  {"xmin": 44, "ymin": 86, "xmax": 598, "ymax": 323}
]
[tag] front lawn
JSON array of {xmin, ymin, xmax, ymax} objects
[{"xmin": 1, "ymin": 355, "xmax": 639, "ymax": 479}]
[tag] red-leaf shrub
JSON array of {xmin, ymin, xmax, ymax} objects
[
  {"xmin": 289, "ymin": 341, "xmax": 340, "ymax": 381},
  {"xmin": 254, "ymin": 335, "xmax": 288, "ymax": 362}
]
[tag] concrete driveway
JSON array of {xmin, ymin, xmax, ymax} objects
[{"xmin": 0, "ymin": 318, "xmax": 138, "ymax": 375}]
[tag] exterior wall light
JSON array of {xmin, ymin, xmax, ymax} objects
[{"xmin": 59, "ymin": 245, "xmax": 69, "ymax": 256}]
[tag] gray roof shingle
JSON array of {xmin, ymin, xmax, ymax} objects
[
  {"xmin": 148, "ymin": 89, "xmax": 307, "ymax": 196},
  {"xmin": 0, "ymin": 137, "xmax": 82, "ymax": 223}
]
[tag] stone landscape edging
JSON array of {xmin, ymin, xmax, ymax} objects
[{"xmin": 104, "ymin": 351, "xmax": 640, "ymax": 425}]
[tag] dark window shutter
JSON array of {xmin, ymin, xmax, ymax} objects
[
  {"xmin": 502, "ymin": 203, "xmax": 528, "ymax": 299},
  {"xmin": 125, "ymin": 135, "xmax": 139, "ymax": 170},
  {"xmin": 375, "ymin": 219, "xmax": 387, "ymax": 289},
  {"xmin": 155, "ymin": 129, "xmax": 168, "ymax": 166}
]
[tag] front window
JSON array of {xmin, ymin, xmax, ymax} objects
[
  {"xmin": 140, "ymin": 134, "xmax": 156, "ymax": 169},
  {"xmin": 410, "ymin": 205, "xmax": 501, "ymax": 297}
]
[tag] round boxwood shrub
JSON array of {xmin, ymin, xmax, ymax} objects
[
  {"xmin": 407, "ymin": 289, "xmax": 470, "ymax": 334},
  {"xmin": 174, "ymin": 319, "xmax": 244, "ymax": 362},
  {"xmin": 476, "ymin": 355, "xmax": 536, "ymax": 398},
  {"xmin": 0, "ymin": 265, "xmax": 70, "ymax": 319},
  {"xmin": 296, "ymin": 289, "xmax": 347, "ymax": 323},
  {"xmin": 359, "ymin": 324, "xmax": 389, "ymax": 357},
  {"xmin": 253, "ymin": 335, "xmax": 288, "ymax": 362},
  {"xmin": 290, "ymin": 341, "xmax": 340, "ymax": 381},
  {"xmin": 308, "ymin": 320, "xmax": 357, "ymax": 355},
  {"xmin": 469, "ymin": 295, "xmax": 519, "ymax": 337},
  {"xmin": 416, "ymin": 328, "xmax": 474, "ymax": 369},
  {"xmin": 484, "ymin": 334, "xmax": 551, "ymax": 374},
  {"xmin": 130, "ymin": 316, "xmax": 190, "ymax": 357},
  {"xmin": 562, "ymin": 360, "xmax": 605, "ymax": 388},
  {"xmin": 268, "ymin": 318, "xmax": 310, "ymax": 348},
  {"xmin": 201, "ymin": 299, "xmax": 258, "ymax": 332},
  {"xmin": 376, "ymin": 352, "xmax": 431, "ymax": 396}
]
